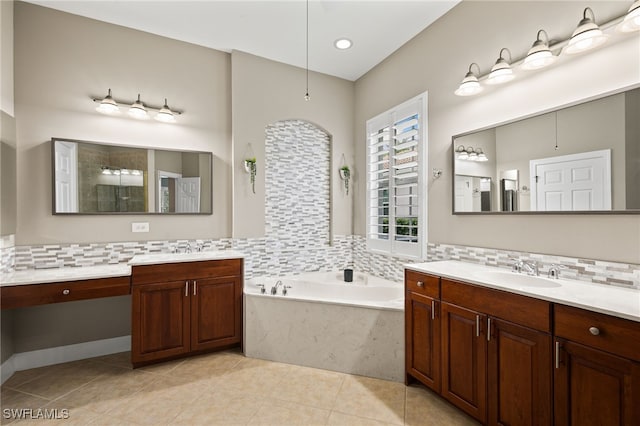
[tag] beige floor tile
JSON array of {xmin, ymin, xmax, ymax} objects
[
  {"xmin": 405, "ymin": 385, "xmax": 479, "ymax": 426},
  {"xmin": 0, "ymin": 389, "xmax": 50, "ymax": 425},
  {"xmin": 10, "ymin": 362, "xmax": 122, "ymax": 401},
  {"xmin": 1, "ymin": 368, "xmax": 48, "ymax": 390},
  {"xmin": 135, "ymin": 357, "xmax": 187, "ymax": 376},
  {"xmin": 212, "ymin": 357, "xmax": 292, "ymax": 397},
  {"xmin": 173, "ymin": 390, "xmax": 263, "ymax": 425},
  {"xmin": 170, "ymin": 351, "xmax": 244, "ymax": 381},
  {"xmin": 275, "ymin": 365, "xmax": 346, "ymax": 410},
  {"xmin": 89, "ymin": 351, "xmax": 133, "ymax": 370},
  {"xmin": 138, "ymin": 374, "xmax": 210, "ymax": 402},
  {"xmin": 327, "ymin": 411, "xmax": 395, "ymax": 426},
  {"xmin": 103, "ymin": 392, "xmax": 187, "ymax": 426},
  {"xmin": 2, "ymin": 354, "xmax": 487, "ymax": 426},
  {"xmin": 46, "ymin": 369, "xmax": 157, "ymax": 414},
  {"xmin": 248, "ymin": 399, "xmax": 331, "ymax": 426},
  {"xmin": 332, "ymin": 376, "xmax": 405, "ymax": 425},
  {"xmin": 9, "ymin": 407, "xmax": 101, "ymax": 426}
]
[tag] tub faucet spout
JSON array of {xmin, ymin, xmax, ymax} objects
[{"xmin": 271, "ymin": 280, "xmax": 283, "ymax": 295}]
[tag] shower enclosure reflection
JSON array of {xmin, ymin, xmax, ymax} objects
[{"xmin": 52, "ymin": 138, "xmax": 212, "ymax": 214}]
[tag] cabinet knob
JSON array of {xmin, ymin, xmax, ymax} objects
[
  {"xmin": 417, "ymin": 281, "xmax": 424, "ymax": 287},
  {"xmin": 589, "ymin": 327, "xmax": 600, "ymax": 336},
  {"xmin": 62, "ymin": 289, "xmax": 70, "ymax": 295}
]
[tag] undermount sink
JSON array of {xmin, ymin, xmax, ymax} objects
[{"xmin": 476, "ymin": 270, "xmax": 562, "ymax": 288}]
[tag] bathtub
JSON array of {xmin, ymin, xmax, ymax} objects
[{"xmin": 243, "ymin": 271, "xmax": 405, "ymax": 382}]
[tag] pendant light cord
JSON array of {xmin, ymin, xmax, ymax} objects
[{"xmin": 305, "ymin": 0, "xmax": 310, "ymax": 101}]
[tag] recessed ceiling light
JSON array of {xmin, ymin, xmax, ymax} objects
[{"xmin": 334, "ymin": 38, "xmax": 352, "ymax": 50}]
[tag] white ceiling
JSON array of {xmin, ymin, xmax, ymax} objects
[{"xmin": 24, "ymin": 0, "xmax": 460, "ymax": 81}]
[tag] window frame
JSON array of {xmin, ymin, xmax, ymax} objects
[{"xmin": 365, "ymin": 92, "xmax": 428, "ymax": 260}]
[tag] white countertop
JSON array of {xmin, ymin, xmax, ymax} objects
[
  {"xmin": 128, "ymin": 250, "xmax": 245, "ymax": 266},
  {"xmin": 1, "ymin": 264, "xmax": 132, "ymax": 287},
  {"xmin": 1, "ymin": 251, "xmax": 244, "ymax": 287},
  {"xmin": 406, "ymin": 260, "xmax": 640, "ymax": 323}
]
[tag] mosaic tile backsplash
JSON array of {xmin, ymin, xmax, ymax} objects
[{"xmin": 6, "ymin": 236, "xmax": 639, "ymax": 289}]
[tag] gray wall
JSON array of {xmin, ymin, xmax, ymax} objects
[
  {"xmin": 14, "ymin": 2, "xmax": 232, "ymax": 244},
  {"xmin": 231, "ymin": 51, "xmax": 355, "ymax": 238},
  {"xmin": 354, "ymin": 1, "xmax": 640, "ymax": 264},
  {"xmin": 11, "ymin": 297, "xmax": 130, "ymax": 354}
]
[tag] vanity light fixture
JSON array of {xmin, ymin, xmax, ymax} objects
[
  {"xmin": 155, "ymin": 99, "xmax": 176, "ymax": 123},
  {"xmin": 454, "ymin": 5, "xmax": 638, "ymax": 97},
  {"xmin": 486, "ymin": 48, "xmax": 514, "ymax": 85},
  {"xmin": 455, "ymin": 145, "xmax": 469, "ymax": 160},
  {"xmin": 564, "ymin": 7, "xmax": 609, "ymax": 55},
  {"xmin": 456, "ymin": 146, "xmax": 488, "ymax": 162},
  {"xmin": 454, "ymin": 63, "xmax": 483, "ymax": 96},
  {"xmin": 522, "ymin": 30, "xmax": 557, "ymax": 70},
  {"xmin": 101, "ymin": 166, "xmax": 143, "ymax": 176},
  {"xmin": 128, "ymin": 94, "xmax": 148, "ymax": 119},
  {"xmin": 95, "ymin": 89, "xmax": 119, "ymax": 114},
  {"xmin": 92, "ymin": 90, "xmax": 183, "ymax": 122},
  {"xmin": 618, "ymin": 1, "xmax": 640, "ymax": 33}
]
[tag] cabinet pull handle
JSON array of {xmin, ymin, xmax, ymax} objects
[
  {"xmin": 185, "ymin": 281, "xmax": 189, "ymax": 297},
  {"xmin": 62, "ymin": 289, "xmax": 70, "ymax": 295},
  {"xmin": 193, "ymin": 280, "xmax": 197, "ymax": 296},
  {"xmin": 555, "ymin": 341, "xmax": 561, "ymax": 369},
  {"xmin": 487, "ymin": 318, "xmax": 492, "ymax": 342},
  {"xmin": 417, "ymin": 281, "xmax": 424, "ymax": 288},
  {"xmin": 476, "ymin": 315, "xmax": 480, "ymax": 337},
  {"xmin": 589, "ymin": 326, "xmax": 600, "ymax": 336},
  {"xmin": 431, "ymin": 300, "xmax": 435, "ymax": 320}
]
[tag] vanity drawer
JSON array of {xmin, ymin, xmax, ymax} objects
[
  {"xmin": 405, "ymin": 270, "xmax": 440, "ymax": 298},
  {"xmin": 132, "ymin": 259, "xmax": 242, "ymax": 285},
  {"xmin": 442, "ymin": 279, "xmax": 551, "ymax": 333},
  {"xmin": 0, "ymin": 276, "xmax": 131, "ymax": 309},
  {"xmin": 554, "ymin": 304, "xmax": 640, "ymax": 361}
]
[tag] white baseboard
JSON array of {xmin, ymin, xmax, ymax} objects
[{"xmin": 0, "ymin": 335, "xmax": 131, "ymax": 385}]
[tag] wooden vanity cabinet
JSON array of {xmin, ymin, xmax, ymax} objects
[
  {"xmin": 1, "ymin": 276, "xmax": 130, "ymax": 309},
  {"xmin": 131, "ymin": 259, "xmax": 242, "ymax": 367},
  {"xmin": 405, "ymin": 271, "xmax": 441, "ymax": 392},
  {"xmin": 439, "ymin": 279, "xmax": 552, "ymax": 425},
  {"xmin": 554, "ymin": 305, "xmax": 640, "ymax": 426}
]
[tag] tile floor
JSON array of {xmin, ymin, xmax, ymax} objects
[{"xmin": 1, "ymin": 350, "xmax": 478, "ymax": 425}]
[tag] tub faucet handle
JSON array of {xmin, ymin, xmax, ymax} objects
[
  {"xmin": 256, "ymin": 284, "xmax": 266, "ymax": 294},
  {"xmin": 271, "ymin": 280, "xmax": 283, "ymax": 295},
  {"xmin": 282, "ymin": 285, "xmax": 292, "ymax": 296}
]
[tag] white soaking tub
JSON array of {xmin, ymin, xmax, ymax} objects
[{"xmin": 243, "ymin": 271, "xmax": 405, "ymax": 382}]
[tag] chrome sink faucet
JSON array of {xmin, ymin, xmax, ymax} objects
[
  {"xmin": 511, "ymin": 259, "xmax": 539, "ymax": 276},
  {"xmin": 521, "ymin": 261, "xmax": 539, "ymax": 276},
  {"xmin": 547, "ymin": 264, "xmax": 565, "ymax": 279},
  {"xmin": 271, "ymin": 280, "xmax": 283, "ymax": 295}
]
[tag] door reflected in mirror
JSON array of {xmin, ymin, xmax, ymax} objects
[
  {"xmin": 52, "ymin": 138, "xmax": 212, "ymax": 215},
  {"xmin": 452, "ymin": 86, "xmax": 640, "ymax": 214}
]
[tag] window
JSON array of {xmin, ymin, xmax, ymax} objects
[{"xmin": 366, "ymin": 93, "xmax": 427, "ymax": 259}]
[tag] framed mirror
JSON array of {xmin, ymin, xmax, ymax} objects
[
  {"xmin": 452, "ymin": 86, "xmax": 640, "ymax": 214},
  {"xmin": 52, "ymin": 138, "xmax": 213, "ymax": 215}
]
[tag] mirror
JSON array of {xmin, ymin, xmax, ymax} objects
[
  {"xmin": 52, "ymin": 138, "xmax": 213, "ymax": 214},
  {"xmin": 453, "ymin": 87, "xmax": 640, "ymax": 214},
  {"xmin": 1, "ymin": 111, "xmax": 17, "ymax": 234}
]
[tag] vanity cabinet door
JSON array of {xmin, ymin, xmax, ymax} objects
[
  {"xmin": 132, "ymin": 280, "xmax": 190, "ymax": 365},
  {"xmin": 487, "ymin": 318, "xmax": 552, "ymax": 426},
  {"xmin": 405, "ymin": 290, "xmax": 440, "ymax": 391},
  {"xmin": 191, "ymin": 276, "xmax": 242, "ymax": 352},
  {"xmin": 441, "ymin": 302, "xmax": 487, "ymax": 423},
  {"xmin": 554, "ymin": 338, "xmax": 640, "ymax": 426}
]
